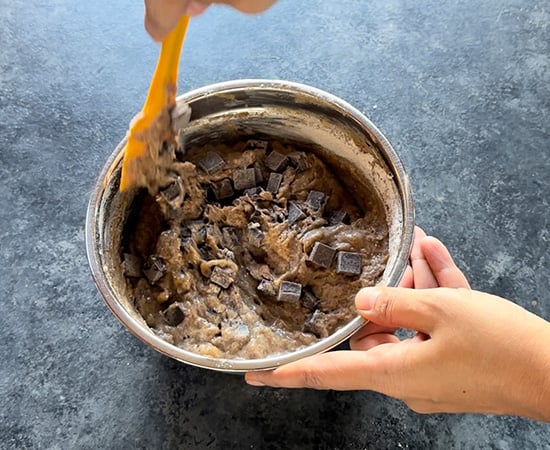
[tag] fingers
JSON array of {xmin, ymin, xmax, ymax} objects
[
  {"xmin": 350, "ymin": 332, "xmax": 400, "ymax": 351},
  {"xmin": 144, "ymin": 0, "xmax": 277, "ymax": 41},
  {"xmin": 144, "ymin": 0, "xmax": 193, "ymax": 42},
  {"xmin": 398, "ymin": 265, "xmax": 414, "ymax": 288},
  {"xmin": 350, "ymin": 322, "xmax": 398, "ymax": 350},
  {"xmin": 355, "ymin": 287, "xmax": 439, "ymax": 333},
  {"xmin": 245, "ymin": 348, "xmax": 393, "ymax": 391},
  {"xmin": 224, "ymin": 0, "xmax": 278, "ymax": 14},
  {"xmin": 410, "ymin": 226, "xmax": 470, "ymax": 289},
  {"xmin": 411, "ymin": 226, "xmax": 439, "ymax": 289},
  {"xmin": 421, "ymin": 237, "xmax": 470, "ymax": 289},
  {"xmin": 245, "ymin": 338, "xmax": 434, "ymax": 392}
]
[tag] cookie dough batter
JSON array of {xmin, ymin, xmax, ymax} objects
[{"xmin": 122, "ymin": 138, "xmax": 389, "ymax": 359}]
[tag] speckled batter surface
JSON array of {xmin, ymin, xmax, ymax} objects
[{"xmin": 123, "ymin": 139, "xmax": 389, "ymax": 359}]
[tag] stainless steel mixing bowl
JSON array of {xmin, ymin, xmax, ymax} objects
[{"xmin": 85, "ymin": 79, "xmax": 414, "ymax": 372}]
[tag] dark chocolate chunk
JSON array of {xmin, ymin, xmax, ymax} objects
[
  {"xmin": 329, "ymin": 210, "xmax": 349, "ymax": 226},
  {"xmin": 257, "ymin": 279, "xmax": 277, "ymax": 297},
  {"xmin": 301, "ymin": 289, "xmax": 320, "ymax": 310},
  {"xmin": 198, "ymin": 152, "xmax": 225, "ymax": 174},
  {"xmin": 308, "ymin": 242, "xmax": 336, "ymax": 269},
  {"xmin": 143, "ymin": 256, "xmax": 167, "ymax": 284},
  {"xmin": 304, "ymin": 310, "xmax": 333, "ymax": 338},
  {"xmin": 233, "ymin": 168, "xmax": 257, "ymax": 191},
  {"xmin": 288, "ymin": 201, "xmax": 306, "ymax": 225},
  {"xmin": 278, "ymin": 281, "xmax": 302, "ymax": 303},
  {"xmin": 244, "ymin": 187, "xmax": 262, "ymax": 196},
  {"xmin": 210, "ymin": 266, "xmax": 234, "ymax": 289},
  {"xmin": 161, "ymin": 177, "xmax": 183, "ymax": 204},
  {"xmin": 265, "ymin": 150, "xmax": 288, "ymax": 172},
  {"xmin": 248, "ymin": 225, "xmax": 264, "ymax": 248},
  {"xmin": 246, "ymin": 140, "xmax": 269, "ymax": 151},
  {"xmin": 336, "ymin": 251, "xmax": 362, "ymax": 276},
  {"xmin": 211, "ymin": 178, "xmax": 234, "ymax": 200},
  {"xmin": 288, "ymin": 151, "xmax": 309, "ymax": 172},
  {"xmin": 254, "ymin": 162, "xmax": 265, "ymax": 184},
  {"xmin": 122, "ymin": 253, "xmax": 142, "ymax": 278},
  {"xmin": 306, "ymin": 190, "xmax": 327, "ymax": 212},
  {"xmin": 266, "ymin": 172, "xmax": 283, "ymax": 194},
  {"xmin": 163, "ymin": 304, "xmax": 185, "ymax": 327}
]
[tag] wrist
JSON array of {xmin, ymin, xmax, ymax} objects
[{"xmin": 505, "ymin": 313, "xmax": 550, "ymax": 422}]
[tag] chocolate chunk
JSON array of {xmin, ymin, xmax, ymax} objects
[
  {"xmin": 161, "ymin": 177, "xmax": 183, "ymax": 204},
  {"xmin": 254, "ymin": 162, "xmax": 265, "ymax": 184},
  {"xmin": 329, "ymin": 210, "xmax": 349, "ymax": 225},
  {"xmin": 199, "ymin": 152, "xmax": 225, "ymax": 174},
  {"xmin": 278, "ymin": 281, "xmax": 302, "ymax": 303},
  {"xmin": 143, "ymin": 256, "xmax": 167, "ymax": 284},
  {"xmin": 122, "ymin": 253, "xmax": 142, "ymax": 278},
  {"xmin": 304, "ymin": 310, "xmax": 333, "ymax": 338},
  {"xmin": 233, "ymin": 168, "xmax": 257, "ymax": 191},
  {"xmin": 246, "ymin": 140, "xmax": 269, "ymax": 151},
  {"xmin": 211, "ymin": 178, "xmax": 234, "ymax": 200},
  {"xmin": 308, "ymin": 242, "xmax": 336, "ymax": 269},
  {"xmin": 288, "ymin": 201, "xmax": 306, "ymax": 225},
  {"xmin": 301, "ymin": 289, "xmax": 320, "ymax": 310},
  {"xmin": 265, "ymin": 150, "xmax": 288, "ymax": 172},
  {"xmin": 266, "ymin": 172, "xmax": 283, "ymax": 194},
  {"xmin": 248, "ymin": 225, "xmax": 264, "ymax": 248},
  {"xmin": 163, "ymin": 304, "xmax": 185, "ymax": 326},
  {"xmin": 244, "ymin": 187, "xmax": 262, "ymax": 196},
  {"xmin": 210, "ymin": 266, "xmax": 234, "ymax": 289},
  {"xmin": 336, "ymin": 251, "xmax": 362, "ymax": 276},
  {"xmin": 257, "ymin": 279, "xmax": 277, "ymax": 297},
  {"xmin": 288, "ymin": 152, "xmax": 309, "ymax": 172},
  {"xmin": 306, "ymin": 190, "xmax": 327, "ymax": 212}
]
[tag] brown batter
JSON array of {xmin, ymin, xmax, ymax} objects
[{"xmin": 122, "ymin": 138, "xmax": 389, "ymax": 359}]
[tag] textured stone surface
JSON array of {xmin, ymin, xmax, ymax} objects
[{"xmin": 1, "ymin": 0, "xmax": 549, "ymax": 448}]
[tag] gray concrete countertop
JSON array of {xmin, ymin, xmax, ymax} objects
[{"xmin": 1, "ymin": 0, "xmax": 549, "ymax": 448}]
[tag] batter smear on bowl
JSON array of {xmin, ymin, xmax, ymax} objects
[{"xmin": 122, "ymin": 138, "xmax": 389, "ymax": 359}]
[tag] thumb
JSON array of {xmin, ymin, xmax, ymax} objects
[
  {"xmin": 355, "ymin": 287, "xmax": 439, "ymax": 334},
  {"xmin": 245, "ymin": 348, "xmax": 404, "ymax": 391}
]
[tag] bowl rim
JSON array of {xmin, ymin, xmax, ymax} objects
[{"xmin": 85, "ymin": 79, "xmax": 415, "ymax": 372}]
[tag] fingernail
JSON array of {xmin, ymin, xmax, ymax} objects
[
  {"xmin": 245, "ymin": 374, "xmax": 266, "ymax": 387},
  {"xmin": 355, "ymin": 287, "xmax": 380, "ymax": 312}
]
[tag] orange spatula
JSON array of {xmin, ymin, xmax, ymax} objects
[{"xmin": 120, "ymin": 16, "xmax": 190, "ymax": 191}]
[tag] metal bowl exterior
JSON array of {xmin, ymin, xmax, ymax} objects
[{"xmin": 86, "ymin": 79, "xmax": 414, "ymax": 373}]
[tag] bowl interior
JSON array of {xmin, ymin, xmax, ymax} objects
[{"xmin": 86, "ymin": 80, "xmax": 414, "ymax": 372}]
